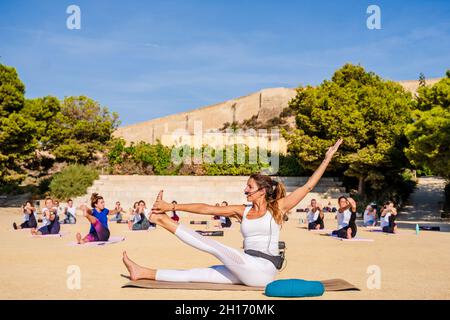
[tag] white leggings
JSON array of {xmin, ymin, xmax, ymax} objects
[{"xmin": 155, "ymin": 224, "xmax": 278, "ymax": 287}]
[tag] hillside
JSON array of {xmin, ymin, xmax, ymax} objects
[{"xmin": 114, "ymin": 79, "xmax": 441, "ymax": 145}]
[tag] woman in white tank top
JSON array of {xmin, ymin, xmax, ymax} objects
[
  {"xmin": 380, "ymin": 201, "xmax": 398, "ymax": 233},
  {"xmin": 122, "ymin": 140, "xmax": 343, "ymax": 287}
]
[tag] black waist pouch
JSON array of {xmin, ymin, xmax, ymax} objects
[{"xmin": 244, "ymin": 249, "xmax": 284, "ymax": 270}]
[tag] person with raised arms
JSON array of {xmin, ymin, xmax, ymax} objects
[
  {"xmin": 128, "ymin": 200, "xmax": 155, "ymax": 231},
  {"xmin": 380, "ymin": 201, "xmax": 398, "ymax": 234},
  {"xmin": 170, "ymin": 201, "xmax": 180, "ymax": 222},
  {"xmin": 13, "ymin": 201, "xmax": 38, "ymax": 230},
  {"xmin": 306, "ymin": 199, "xmax": 325, "ymax": 230},
  {"xmin": 331, "ymin": 196, "xmax": 358, "ymax": 239},
  {"xmin": 61, "ymin": 199, "xmax": 77, "ymax": 224},
  {"xmin": 363, "ymin": 203, "xmax": 377, "ymax": 227},
  {"xmin": 31, "ymin": 197, "xmax": 60, "ymax": 236},
  {"xmin": 110, "ymin": 201, "xmax": 126, "ymax": 222},
  {"xmin": 122, "ymin": 139, "xmax": 343, "ymax": 287},
  {"xmin": 75, "ymin": 193, "xmax": 111, "ymax": 244}
]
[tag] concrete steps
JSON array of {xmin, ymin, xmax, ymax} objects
[{"xmin": 73, "ymin": 175, "xmax": 347, "ymax": 217}]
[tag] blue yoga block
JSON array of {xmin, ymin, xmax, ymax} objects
[{"xmin": 265, "ymin": 279, "xmax": 325, "ymax": 298}]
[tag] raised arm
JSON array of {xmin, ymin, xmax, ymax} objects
[
  {"xmin": 347, "ymin": 197, "xmax": 357, "ymax": 212},
  {"xmin": 152, "ymin": 191, "xmax": 245, "ymax": 220},
  {"xmin": 79, "ymin": 204, "xmax": 92, "ymax": 216},
  {"xmin": 279, "ymin": 139, "xmax": 343, "ymax": 213},
  {"xmin": 317, "ymin": 204, "xmax": 324, "ymax": 219}
]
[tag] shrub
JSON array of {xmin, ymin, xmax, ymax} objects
[
  {"xmin": 202, "ymin": 145, "xmax": 271, "ymax": 176},
  {"xmin": 49, "ymin": 164, "xmax": 99, "ymax": 200},
  {"xmin": 107, "ymin": 139, "xmax": 174, "ymax": 175},
  {"xmin": 278, "ymin": 154, "xmax": 305, "ymax": 176}
]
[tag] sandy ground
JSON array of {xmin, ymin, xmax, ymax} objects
[{"xmin": 1, "ymin": 207, "xmax": 449, "ymax": 300}]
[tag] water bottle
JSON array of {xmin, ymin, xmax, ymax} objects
[{"xmin": 415, "ymin": 223, "xmax": 419, "ymax": 235}]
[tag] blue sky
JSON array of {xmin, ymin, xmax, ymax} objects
[{"xmin": 1, "ymin": 0, "xmax": 449, "ymax": 126}]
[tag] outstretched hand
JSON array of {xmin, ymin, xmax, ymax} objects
[
  {"xmin": 325, "ymin": 139, "xmax": 343, "ymax": 160},
  {"xmin": 347, "ymin": 197, "xmax": 357, "ymax": 209},
  {"xmin": 79, "ymin": 203, "xmax": 91, "ymax": 217}
]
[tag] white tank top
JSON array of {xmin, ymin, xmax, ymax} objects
[
  {"xmin": 336, "ymin": 209, "xmax": 352, "ymax": 229},
  {"xmin": 41, "ymin": 208, "xmax": 51, "ymax": 226},
  {"xmin": 380, "ymin": 212, "xmax": 391, "ymax": 228},
  {"xmin": 307, "ymin": 209, "xmax": 319, "ymax": 223},
  {"xmin": 240, "ymin": 205, "xmax": 280, "ymax": 256}
]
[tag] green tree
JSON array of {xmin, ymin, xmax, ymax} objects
[
  {"xmin": 0, "ymin": 64, "xmax": 38, "ymax": 185},
  {"xmin": 22, "ymin": 96, "xmax": 61, "ymax": 148},
  {"xmin": 285, "ymin": 64, "xmax": 414, "ymax": 195},
  {"xmin": 405, "ymin": 72, "xmax": 450, "ymax": 179},
  {"xmin": 47, "ymin": 96, "xmax": 120, "ymax": 164}
]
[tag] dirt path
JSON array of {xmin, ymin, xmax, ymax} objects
[{"xmin": 399, "ymin": 177, "xmax": 447, "ymax": 221}]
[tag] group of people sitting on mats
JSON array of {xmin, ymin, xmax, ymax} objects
[
  {"xmin": 363, "ymin": 201, "xmax": 398, "ymax": 233},
  {"xmin": 14, "ymin": 193, "xmax": 398, "ymax": 242},
  {"xmin": 12, "ymin": 193, "xmax": 233, "ymax": 242},
  {"xmin": 13, "ymin": 197, "xmax": 77, "ymax": 234},
  {"xmin": 12, "ymin": 195, "xmax": 110, "ymax": 242},
  {"xmin": 305, "ymin": 197, "xmax": 398, "ymax": 237},
  {"xmin": 109, "ymin": 199, "xmax": 180, "ymax": 230},
  {"xmin": 298, "ymin": 202, "xmax": 337, "ymax": 213},
  {"xmin": 13, "ymin": 197, "xmax": 78, "ymax": 234}
]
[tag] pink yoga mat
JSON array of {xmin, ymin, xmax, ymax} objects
[
  {"xmin": 309, "ymin": 229, "xmax": 334, "ymax": 233},
  {"xmin": 68, "ymin": 236, "xmax": 126, "ymax": 246},
  {"xmin": 31, "ymin": 232, "xmax": 69, "ymax": 238}
]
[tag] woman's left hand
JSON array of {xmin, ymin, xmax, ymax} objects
[
  {"xmin": 347, "ymin": 197, "xmax": 357, "ymax": 209},
  {"xmin": 325, "ymin": 139, "xmax": 343, "ymax": 160},
  {"xmin": 152, "ymin": 199, "xmax": 171, "ymax": 214}
]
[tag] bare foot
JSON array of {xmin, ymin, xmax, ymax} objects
[
  {"xmin": 148, "ymin": 212, "xmax": 159, "ymax": 224},
  {"xmin": 122, "ymin": 251, "xmax": 153, "ymax": 281},
  {"xmin": 347, "ymin": 228, "xmax": 352, "ymax": 239},
  {"xmin": 76, "ymin": 232, "xmax": 83, "ymax": 244},
  {"xmin": 31, "ymin": 228, "xmax": 37, "ymax": 235}
]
